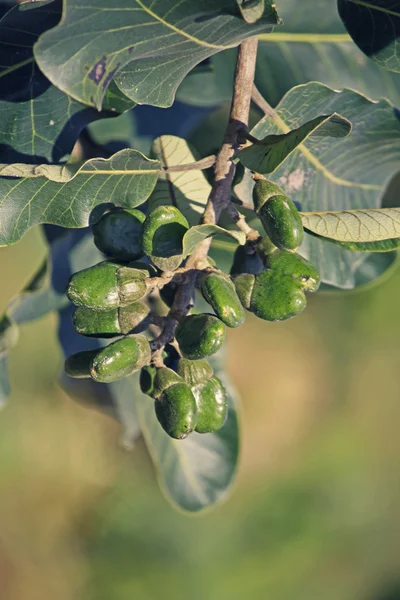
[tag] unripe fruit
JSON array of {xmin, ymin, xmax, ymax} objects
[
  {"xmin": 151, "ymin": 366, "xmax": 182, "ymax": 399},
  {"xmin": 67, "ymin": 262, "xmax": 148, "ymax": 310},
  {"xmin": 233, "ymin": 273, "xmax": 255, "ymax": 310},
  {"xmin": 176, "ymin": 358, "xmax": 213, "ymax": 386},
  {"xmin": 253, "ymin": 180, "xmax": 304, "ymax": 251},
  {"xmin": 72, "ymin": 301, "xmax": 151, "ymax": 337},
  {"xmin": 155, "ymin": 382, "xmax": 197, "ymax": 439},
  {"xmin": 175, "ymin": 314, "xmax": 226, "ymax": 360},
  {"xmin": 230, "ymin": 244, "xmax": 264, "ymax": 276},
  {"xmin": 260, "ymin": 248, "xmax": 320, "ymax": 292},
  {"xmin": 92, "ymin": 209, "xmax": 145, "ymax": 261},
  {"xmin": 140, "ymin": 364, "xmax": 158, "ymax": 396},
  {"xmin": 141, "ymin": 205, "xmax": 189, "ymax": 271},
  {"xmin": 64, "ymin": 350, "xmax": 99, "ymax": 379},
  {"xmin": 201, "ymin": 271, "xmax": 245, "ymax": 328},
  {"xmin": 193, "ymin": 376, "xmax": 228, "ymax": 434},
  {"xmin": 250, "ymin": 270, "xmax": 306, "ymax": 321},
  {"xmin": 90, "ymin": 335, "xmax": 150, "ymax": 383}
]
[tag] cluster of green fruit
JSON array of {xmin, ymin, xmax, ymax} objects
[{"xmin": 64, "ymin": 176, "xmax": 320, "ymax": 440}]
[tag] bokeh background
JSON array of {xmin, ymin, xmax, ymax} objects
[{"xmin": 1, "ymin": 224, "xmax": 400, "ymax": 600}]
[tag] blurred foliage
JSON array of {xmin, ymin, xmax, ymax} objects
[{"xmin": 0, "ymin": 221, "xmax": 400, "ymax": 600}]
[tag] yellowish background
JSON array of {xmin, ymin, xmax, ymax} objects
[{"xmin": 1, "ymin": 230, "xmax": 400, "ymax": 600}]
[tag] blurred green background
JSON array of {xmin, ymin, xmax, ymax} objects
[{"xmin": 1, "ymin": 228, "xmax": 400, "ymax": 600}]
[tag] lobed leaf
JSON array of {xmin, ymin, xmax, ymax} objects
[
  {"xmin": 149, "ymin": 135, "xmax": 212, "ymax": 226},
  {"xmin": 33, "ymin": 0, "xmax": 279, "ymax": 110},
  {"xmin": 0, "ymin": 149, "xmax": 160, "ymax": 245},
  {"xmin": 182, "ymin": 225, "xmax": 246, "ymax": 258},
  {"xmin": 338, "ymin": 0, "xmax": 400, "ymax": 73},
  {"xmin": 237, "ymin": 114, "xmax": 352, "ymax": 174}
]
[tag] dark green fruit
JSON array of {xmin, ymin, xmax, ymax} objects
[
  {"xmin": 141, "ymin": 205, "xmax": 189, "ymax": 271},
  {"xmin": 250, "ymin": 270, "xmax": 306, "ymax": 321},
  {"xmin": 233, "ymin": 273, "xmax": 255, "ymax": 309},
  {"xmin": 201, "ymin": 271, "xmax": 245, "ymax": 328},
  {"xmin": 72, "ymin": 301, "xmax": 150, "ymax": 337},
  {"xmin": 64, "ymin": 350, "xmax": 99, "ymax": 379},
  {"xmin": 151, "ymin": 366, "xmax": 182, "ymax": 399},
  {"xmin": 67, "ymin": 262, "xmax": 148, "ymax": 310},
  {"xmin": 175, "ymin": 314, "xmax": 226, "ymax": 360},
  {"xmin": 253, "ymin": 180, "xmax": 304, "ymax": 251},
  {"xmin": 92, "ymin": 209, "xmax": 145, "ymax": 261},
  {"xmin": 176, "ymin": 358, "xmax": 213, "ymax": 386},
  {"xmin": 230, "ymin": 244, "xmax": 264, "ymax": 276},
  {"xmin": 90, "ymin": 335, "xmax": 150, "ymax": 383},
  {"xmin": 193, "ymin": 376, "xmax": 228, "ymax": 434},
  {"xmin": 155, "ymin": 383, "xmax": 197, "ymax": 439},
  {"xmin": 260, "ymin": 249, "xmax": 320, "ymax": 292},
  {"xmin": 140, "ymin": 365, "xmax": 158, "ymax": 396}
]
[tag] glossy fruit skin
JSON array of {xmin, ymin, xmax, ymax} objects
[
  {"xmin": 250, "ymin": 270, "xmax": 306, "ymax": 321},
  {"xmin": 72, "ymin": 302, "xmax": 151, "ymax": 337},
  {"xmin": 93, "ymin": 209, "xmax": 145, "ymax": 261},
  {"xmin": 230, "ymin": 245, "xmax": 264, "ymax": 277},
  {"xmin": 201, "ymin": 271, "xmax": 245, "ymax": 328},
  {"xmin": 253, "ymin": 180, "xmax": 304, "ymax": 252},
  {"xmin": 261, "ymin": 249, "xmax": 320, "ymax": 292},
  {"xmin": 64, "ymin": 350, "xmax": 98, "ymax": 378},
  {"xmin": 175, "ymin": 314, "xmax": 226, "ymax": 360},
  {"xmin": 176, "ymin": 358, "xmax": 213, "ymax": 386},
  {"xmin": 90, "ymin": 335, "xmax": 150, "ymax": 383},
  {"xmin": 155, "ymin": 383, "xmax": 197, "ymax": 439},
  {"xmin": 152, "ymin": 367, "xmax": 182, "ymax": 399},
  {"xmin": 141, "ymin": 205, "xmax": 189, "ymax": 271},
  {"xmin": 67, "ymin": 262, "xmax": 148, "ymax": 310},
  {"xmin": 193, "ymin": 376, "xmax": 228, "ymax": 434},
  {"xmin": 233, "ymin": 273, "xmax": 255, "ymax": 310}
]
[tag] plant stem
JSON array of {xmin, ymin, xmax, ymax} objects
[
  {"xmin": 151, "ymin": 36, "xmax": 259, "ymax": 353},
  {"xmin": 251, "ymin": 83, "xmax": 274, "ymax": 117},
  {"xmin": 225, "ymin": 203, "xmax": 260, "ymax": 241},
  {"xmin": 164, "ymin": 155, "xmax": 216, "ymax": 173}
]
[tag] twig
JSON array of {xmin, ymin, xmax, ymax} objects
[
  {"xmin": 251, "ymin": 83, "xmax": 275, "ymax": 117},
  {"xmin": 164, "ymin": 155, "xmax": 216, "ymax": 173},
  {"xmin": 231, "ymin": 196, "xmax": 255, "ymax": 212},
  {"xmin": 150, "ymin": 37, "xmax": 259, "ymax": 353},
  {"xmin": 224, "ymin": 203, "xmax": 260, "ymax": 242}
]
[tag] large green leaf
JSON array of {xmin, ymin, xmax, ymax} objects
[
  {"xmin": 0, "ymin": 0, "xmax": 133, "ymax": 164},
  {"xmin": 132, "ymin": 351, "xmax": 241, "ymax": 512},
  {"xmin": 243, "ymin": 83, "xmax": 400, "ymax": 289},
  {"xmin": 237, "ymin": 113, "xmax": 351, "ymax": 174},
  {"xmin": 182, "ymin": 224, "xmax": 245, "ymax": 256},
  {"xmin": 0, "ymin": 149, "xmax": 160, "ymax": 245},
  {"xmin": 149, "ymin": 135, "xmax": 212, "ymax": 226},
  {"xmin": 302, "ymin": 207, "xmax": 400, "ymax": 243},
  {"xmin": 33, "ymin": 0, "xmax": 279, "ymax": 110},
  {"xmin": 338, "ymin": 0, "xmax": 400, "ymax": 73}
]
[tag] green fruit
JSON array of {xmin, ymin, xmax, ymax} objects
[
  {"xmin": 253, "ymin": 180, "xmax": 304, "ymax": 251},
  {"xmin": 230, "ymin": 245, "xmax": 264, "ymax": 276},
  {"xmin": 141, "ymin": 205, "xmax": 189, "ymax": 271},
  {"xmin": 176, "ymin": 314, "xmax": 226, "ymax": 360},
  {"xmin": 67, "ymin": 262, "xmax": 148, "ymax": 310},
  {"xmin": 140, "ymin": 365, "xmax": 158, "ymax": 396},
  {"xmin": 260, "ymin": 249, "xmax": 320, "ymax": 292},
  {"xmin": 155, "ymin": 383, "xmax": 197, "ymax": 439},
  {"xmin": 233, "ymin": 273, "xmax": 255, "ymax": 309},
  {"xmin": 72, "ymin": 302, "xmax": 150, "ymax": 337},
  {"xmin": 201, "ymin": 270, "xmax": 245, "ymax": 328},
  {"xmin": 250, "ymin": 270, "xmax": 306, "ymax": 321},
  {"xmin": 193, "ymin": 376, "xmax": 228, "ymax": 434},
  {"xmin": 92, "ymin": 209, "xmax": 145, "ymax": 261},
  {"xmin": 64, "ymin": 350, "xmax": 98, "ymax": 379},
  {"xmin": 176, "ymin": 358, "xmax": 213, "ymax": 386},
  {"xmin": 152, "ymin": 366, "xmax": 183, "ymax": 399},
  {"xmin": 90, "ymin": 335, "xmax": 150, "ymax": 383}
]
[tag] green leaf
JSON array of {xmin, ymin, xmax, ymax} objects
[
  {"xmin": 338, "ymin": 0, "xmax": 400, "ymax": 73},
  {"xmin": 237, "ymin": 114, "xmax": 352, "ymax": 174},
  {"xmin": 306, "ymin": 231, "xmax": 400, "ymax": 252},
  {"xmin": 237, "ymin": 0, "xmax": 266, "ymax": 24},
  {"xmin": 33, "ymin": 0, "xmax": 279, "ymax": 110},
  {"xmin": 132, "ymin": 354, "xmax": 241, "ymax": 512},
  {"xmin": 244, "ymin": 82, "xmax": 400, "ymax": 289},
  {"xmin": 0, "ymin": 149, "xmax": 160, "ymax": 245},
  {"xmin": 149, "ymin": 136, "xmax": 212, "ymax": 226},
  {"xmin": 0, "ymin": 0, "xmax": 133, "ymax": 164},
  {"xmin": 302, "ymin": 208, "xmax": 400, "ymax": 243},
  {"xmin": 183, "ymin": 225, "xmax": 246, "ymax": 258}
]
